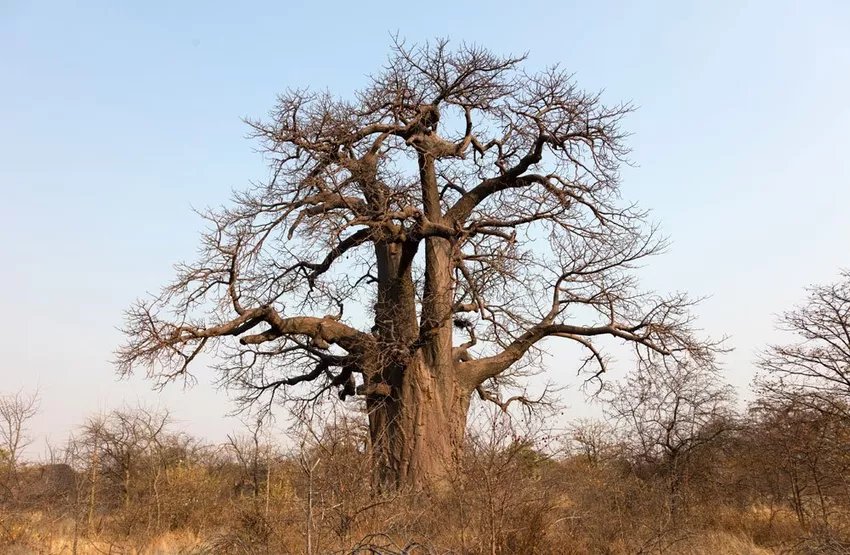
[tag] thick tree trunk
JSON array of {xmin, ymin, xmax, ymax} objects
[{"xmin": 367, "ymin": 357, "xmax": 471, "ymax": 491}]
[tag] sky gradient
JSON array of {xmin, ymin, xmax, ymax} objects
[{"xmin": 1, "ymin": 1, "xmax": 849, "ymax": 457}]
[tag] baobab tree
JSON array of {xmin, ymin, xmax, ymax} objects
[{"xmin": 118, "ymin": 39, "xmax": 718, "ymax": 490}]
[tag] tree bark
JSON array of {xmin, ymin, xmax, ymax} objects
[{"xmin": 367, "ymin": 357, "xmax": 471, "ymax": 490}]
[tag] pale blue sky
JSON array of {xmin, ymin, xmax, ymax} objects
[{"xmin": 1, "ymin": 1, "xmax": 849, "ymax": 456}]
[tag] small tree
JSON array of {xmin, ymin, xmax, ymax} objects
[
  {"xmin": 226, "ymin": 417, "xmax": 274, "ymax": 502},
  {"xmin": 118, "ymin": 39, "xmax": 719, "ymax": 490},
  {"xmin": 758, "ymin": 270, "xmax": 850, "ymax": 411},
  {"xmin": 746, "ymin": 393, "xmax": 850, "ymax": 526},
  {"xmin": 0, "ymin": 389, "xmax": 40, "ymax": 475},
  {"xmin": 606, "ymin": 361, "xmax": 736, "ymax": 517},
  {"xmin": 80, "ymin": 406, "xmax": 171, "ymax": 520},
  {"xmin": 566, "ymin": 418, "xmax": 618, "ymax": 466}
]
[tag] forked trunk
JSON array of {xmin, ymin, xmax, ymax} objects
[{"xmin": 366, "ymin": 231, "xmax": 472, "ymax": 490}]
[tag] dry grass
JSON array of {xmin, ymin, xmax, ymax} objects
[
  {"xmin": 4, "ymin": 408, "xmax": 850, "ymax": 554},
  {"xmin": 665, "ymin": 532, "xmax": 773, "ymax": 555}
]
